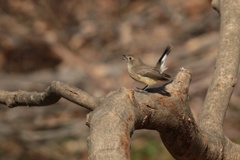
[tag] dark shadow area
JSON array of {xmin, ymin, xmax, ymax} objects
[{"xmin": 145, "ymin": 81, "xmax": 172, "ymax": 96}]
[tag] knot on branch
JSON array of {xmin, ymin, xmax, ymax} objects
[{"xmin": 6, "ymin": 92, "xmax": 17, "ymax": 108}]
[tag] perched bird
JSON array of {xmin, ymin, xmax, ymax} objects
[{"xmin": 122, "ymin": 45, "xmax": 172, "ymax": 90}]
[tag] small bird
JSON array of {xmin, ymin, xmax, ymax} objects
[{"xmin": 122, "ymin": 45, "xmax": 172, "ymax": 90}]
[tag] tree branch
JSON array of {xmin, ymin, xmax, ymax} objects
[
  {"xmin": 0, "ymin": 81, "xmax": 100, "ymax": 110},
  {"xmin": 0, "ymin": 69, "xmax": 239, "ymax": 159},
  {"xmin": 199, "ymin": 0, "xmax": 240, "ymax": 134},
  {"xmin": 86, "ymin": 69, "xmax": 199, "ymax": 160},
  {"xmin": 86, "ymin": 87, "xmax": 136, "ymax": 160}
]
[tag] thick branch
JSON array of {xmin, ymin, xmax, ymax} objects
[
  {"xmin": 0, "ymin": 81, "xmax": 99, "ymax": 110},
  {"xmin": 133, "ymin": 69, "xmax": 208, "ymax": 159},
  {"xmin": 199, "ymin": 0, "xmax": 240, "ymax": 134},
  {"xmin": 86, "ymin": 69, "xmax": 197, "ymax": 160},
  {"xmin": 87, "ymin": 88, "xmax": 135, "ymax": 160}
]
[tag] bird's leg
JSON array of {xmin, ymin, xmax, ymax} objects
[
  {"xmin": 134, "ymin": 85, "xmax": 149, "ymax": 94},
  {"xmin": 136, "ymin": 85, "xmax": 149, "ymax": 90},
  {"xmin": 142, "ymin": 85, "xmax": 149, "ymax": 90}
]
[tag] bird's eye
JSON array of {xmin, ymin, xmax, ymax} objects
[{"xmin": 129, "ymin": 57, "xmax": 133, "ymax": 60}]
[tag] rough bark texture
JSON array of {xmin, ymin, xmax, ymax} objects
[
  {"xmin": 0, "ymin": 81, "xmax": 99, "ymax": 110},
  {"xmin": 199, "ymin": 0, "xmax": 240, "ymax": 133},
  {"xmin": 0, "ymin": 0, "xmax": 240, "ymax": 159}
]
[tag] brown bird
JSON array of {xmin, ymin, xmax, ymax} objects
[{"xmin": 122, "ymin": 45, "xmax": 172, "ymax": 90}]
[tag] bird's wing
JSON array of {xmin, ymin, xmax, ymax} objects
[
  {"xmin": 152, "ymin": 68, "xmax": 171, "ymax": 78},
  {"xmin": 135, "ymin": 66, "xmax": 170, "ymax": 81}
]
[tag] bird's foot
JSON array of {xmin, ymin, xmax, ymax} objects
[{"xmin": 134, "ymin": 88, "xmax": 148, "ymax": 94}]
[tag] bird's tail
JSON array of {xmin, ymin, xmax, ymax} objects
[{"xmin": 155, "ymin": 45, "xmax": 172, "ymax": 74}]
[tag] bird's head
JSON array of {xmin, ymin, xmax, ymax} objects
[{"xmin": 122, "ymin": 55, "xmax": 143, "ymax": 67}]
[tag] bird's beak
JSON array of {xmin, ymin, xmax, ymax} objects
[{"xmin": 122, "ymin": 55, "xmax": 127, "ymax": 60}]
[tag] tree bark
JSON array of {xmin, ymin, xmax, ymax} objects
[
  {"xmin": 199, "ymin": 0, "xmax": 240, "ymax": 134},
  {"xmin": 0, "ymin": 0, "xmax": 240, "ymax": 159}
]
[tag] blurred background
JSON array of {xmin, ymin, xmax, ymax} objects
[{"xmin": 0, "ymin": 0, "xmax": 240, "ymax": 160}]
